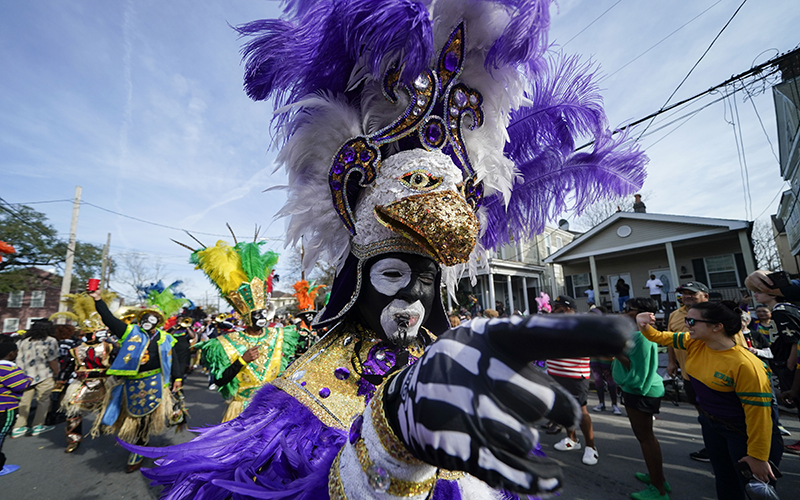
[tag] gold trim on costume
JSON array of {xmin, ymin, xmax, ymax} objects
[
  {"xmin": 369, "ymin": 379, "xmax": 425, "ymax": 466},
  {"xmin": 354, "ymin": 438, "xmax": 436, "ymax": 497}
]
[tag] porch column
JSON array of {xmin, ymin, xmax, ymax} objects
[
  {"xmin": 738, "ymin": 229, "xmax": 757, "ymax": 275},
  {"xmin": 665, "ymin": 242, "xmax": 680, "ymax": 293},
  {"xmin": 446, "ymin": 287, "xmax": 453, "ymax": 313},
  {"xmin": 488, "ymin": 271, "xmax": 496, "ymax": 312},
  {"xmin": 588, "ymin": 255, "xmax": 600, "ymax": 304},
  {"xmin": 506, "ymin": 275, "xmax": 515, "ymax": 314},
  {"xmin": 522, "ymin": 277, "xmax": 530, "ymax": 315}
]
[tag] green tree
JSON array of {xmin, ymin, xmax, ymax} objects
[{"xmin": 0, "ymin": 203, "xmax": 111, "ymax": 292}]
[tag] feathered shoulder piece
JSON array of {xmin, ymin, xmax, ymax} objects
[
  {"xmin": 240, "ymin": 0, "xmax": 647, "ymax": 285},
  {"xmin": 189, "ymin": 240, "xmax": 279, "ymax": 320}
]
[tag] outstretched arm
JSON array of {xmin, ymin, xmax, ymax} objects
[{"xmin": 335, "ymin": 315, "xmax": 633, "ymax": 498}]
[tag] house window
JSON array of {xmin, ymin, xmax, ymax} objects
[
  {"xmin": 7, "ymin": 291, "xmax": 23, "ymax": 308},
  {"xmin": 31, "ymin": 290, "xmax": 46, "ymax": 308},
  {"xmin": 704, "ymin": 255, "xmax": 739, "ymax": 288},
  {"xmin": 2, "ymin": 318, "xmax": 19, "ymax": 332},
  {"xmin": 570, "ymin": 273, "xmax": 592, "ymax": 299},
  {"xmin": 555, "ymin": 236, "xmax": 563, "ymax": 249},
  {"xmin": 544, "ymin": 235, "xmax": 551, "ymax": 256},
  {"xmin": 26, "ymin": 317, "xmax": 44, "ymax": 329}
]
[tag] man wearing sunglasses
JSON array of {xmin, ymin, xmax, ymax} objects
[{"xmin": 666, "ymin": 282, "xmax": 711, "ymax": 462}]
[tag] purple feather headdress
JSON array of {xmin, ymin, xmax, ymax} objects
[{"xmin": 240, "ymin": 0, "xmax": 647, "ymax": 287}]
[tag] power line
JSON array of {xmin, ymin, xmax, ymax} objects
[
  {"xmin": 561, "ymin": 0, "xmax": 623, "ymax": 48},
  {"xmin": 636, "ymin": 0, "xmax": 749, "ymax": 141},
  {"xmin": 598, "ymin": 0, "xmax": 723, "ymax": 84},
  {"xmin": 753, "ymin": 181, "xmax": 790, "ymax": 221}
]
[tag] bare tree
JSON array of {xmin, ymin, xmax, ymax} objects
[
  {"xmin": 114, "ymin": 252, "xmax": 168, "ymax": 301},
  {"xmin": 752, "ymin": 219, "xmax": 781, "ymax": 271},
  {"xmin": 284, "ymin": 246, "xmax": 337, "ymax": 288}
]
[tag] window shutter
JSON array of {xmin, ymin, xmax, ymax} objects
[
  {"xmin": 733, "ymin": 253, "xmax": 747, "ymax": 286},
  {"xmin": 692, "ymin": 259, "xmax": 706, "ymax": 285}
]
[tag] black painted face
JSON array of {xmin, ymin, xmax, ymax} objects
[
  {"xmin": 355, "ymin": 253, "xmax": 438, "ymax": 345},
  {"xmin": 250, "ymin": 309, "xmax": 268, "ymax": 329}
]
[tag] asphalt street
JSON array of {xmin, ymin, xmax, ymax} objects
[{"xmin": 3, "ymin": 373, "xmax": 799, "ymax": 499}]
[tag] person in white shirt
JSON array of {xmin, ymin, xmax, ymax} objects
[{"xmin": 644, "ymin": 275, "xmax": 664, "ymax": 310}]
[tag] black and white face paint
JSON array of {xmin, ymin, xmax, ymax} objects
[
  {"xmin": 379, "ymin": 299, "xmax": 426, "ymax": 345},
  {"xmin": 357, "ymin": 253, "xmax": 437, "ymax": 346},
  {"xmin": 250, "ymin": 309, "xmax": 268, "ymax": 329},
  {"xmin": 141, "ymin": 315, "xmax": 158, "ymax": 331}
]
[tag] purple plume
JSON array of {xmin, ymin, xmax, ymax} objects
[
  {"xmin": 237, "ymin": 0, "xmax": 433, "ymax": 126},
  {"xmin": 126, "ymin": 385, "xmax": 346, "ymax": 500},
  {"xmin": 480, "ymin": 54, "xmax": 647, "ymax": 249},
  {"xmin": 486, "ymin": 0, "xmax": 551, "ymax": 72}
]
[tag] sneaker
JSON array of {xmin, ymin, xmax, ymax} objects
[
  {"xmin": 778, "ymin": 425, "xmax": 791, "ymax": 436},
  {"xmin": 30, "ymin": 425, "xmax": 55, "ymax": 436},
  {"xmin": 612, "ymin": 404, "xmax": 622, "ymax": 415},
  {"xmin": 582, "ymin": 446, "xmax": 598, "ymax": 465},
  {"xmin": 10, "ymin": 427, "xmax": 28, "ymax": 439},
  {"xmin": 208, "ymin": 384, "xmax": 218, "ymax": 391},
  {"xmin": 689, "ymin": 447, "xmax": 710, "ymax": 462},
  {"xmin": 554, "ymin": 437, "xmax": 581, "ymax": 451},
  {"xmin": 631, "ymin": 484, "xmax": 670, "ymax": 500},
  {"xmin": 635, "ymin": 472, "xmax": 672, "ymax": 492},
  {"xmin": 0, "ymin": 465, "xmax": 20, "ymax": 477},
  {"xmin": 785, "ymin": 441, "xmax": 800, "ymax": 455},
  {"xmin": 545, "ymin": 423, "xmax": 563, "ymax": 435},
  {"xmin": 592, "ymin": 404, "xmax": 606, "ymax": 412}
]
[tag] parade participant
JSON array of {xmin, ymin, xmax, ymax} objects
[
  {"xmin": 614, "ymin": 298, "xmax": 669, "ymax": 500},
  {"xmin": 130, "ymin": 1, "xmax": 646, "ymax": 498},
  {"xmin": 637, "ymin": 303, "xmax": 782, "ymax": 500},
  {"xmin": 51, "ymin": 292, "xmax": 117, "ymax": 452},
  {"xmin": 291, "ymin": 279, "xmax": 326, "ymax": 362},
  {"xmin": 185, "ymin": 239, "xmax": 298, "ymax": 422},
  {"xmin": 88, "ymin": 287, "xmax": 186, "ymax": 473},
  {"xmin": 0, "ymin": 339, "xmax": 32, "ymax": 476}
]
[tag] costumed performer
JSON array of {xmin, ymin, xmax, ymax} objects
[
  {"xmin": 88, "ymin": 286, "xmax": 187, "ymax": 473},
  {"xmin": 131, "ymin": 1, "xmax": 648, "ymax": 498},
  {"xmin": 180, "ymin": 238, "xmax": 298, "ymax": 422},
  {"xmin": 51, "ymin": 292, "xmax": 117, "ymax": 453},
  {"xmin": 291, "ymin": 279, "xmax": 326, "ymax": 362}
]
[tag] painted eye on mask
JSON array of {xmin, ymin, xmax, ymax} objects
[{"xmin": 399, "ymin": 169, "xmax": 443, "ymax": 191}]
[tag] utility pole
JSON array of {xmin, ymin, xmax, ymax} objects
[
  {"xmin": 301, "ymin": 235, "xmax": 305, "ymax": 281},
  {"xmin": 58, "ymin": 186, "xmax": 82, "ymax": 313},
  {"xmin": 100, "ymin": 232, "xmax": 111, "ymax": 290}
]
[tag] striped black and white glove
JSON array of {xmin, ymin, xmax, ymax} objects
[{"xmin": 382, "ymin": 315, "xmax": 632, "ymax": 495}]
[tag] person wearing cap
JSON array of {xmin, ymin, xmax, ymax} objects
[{"xmin": 547, "ymin": 295, "xmax": 600, "ymax": 466}]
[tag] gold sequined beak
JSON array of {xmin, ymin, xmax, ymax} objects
[{"xmin": 373, "ymin": 191, "xmax": 479, "ymax": 267}]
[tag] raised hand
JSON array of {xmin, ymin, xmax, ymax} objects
[{"xmin": 382, "ymin": 315, "xmax": 632, "ymax": 494}]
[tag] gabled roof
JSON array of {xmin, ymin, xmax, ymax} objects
[{"xmin": 544, "ymin": 212, "xmax": 750, "ymax": 263}]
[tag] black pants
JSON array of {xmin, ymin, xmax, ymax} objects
[
  {"xmin": 699, "ymin": 413, "xmax": 782, "ymax": 500},
  {"xmin": 0, "ymin": 409, "xmax": 17, "ymax": 469}
]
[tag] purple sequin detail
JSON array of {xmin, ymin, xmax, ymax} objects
[
  {"xmin": 349, "ymin": 414, "xmax": 363, "ymax": 444},
  {"xmin": 334, "ymin": 367, "xmax": 350, "ymax": 380},
  {"xmin": 444, "ymin": 51, "xmax": 458, "ymax": 72},
  {"xmin": 319, "ymin": 387, "xmax": 331, "ymax": 398},
  {"xmin": 425, "ymin": 123, "xmax": 442, "ymax": 144},
  {"xmin": 356, "ymin": 344, "xmax": 421, "ymax": 401},
  {"xmin": 332, "ymin": 162, "xmax": 344, "ymax": 175},
  {"xmin": 359, "ymin": 150, "xmax": 371, "ymax": 162},
  {"xmin": 342, "ymin": 147, "xmax": 355, "ymax": 163},
  {"xmin": 301, "ymin": 381, "xmax": 307, "ymax": 386},
  {"xmin": 331, "ymin": 180, "xmax": 342, "ymax": 191}
]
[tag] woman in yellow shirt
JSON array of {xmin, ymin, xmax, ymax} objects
[{"xmin": 636, "ymin": 302, "xmax": 782, "ymax": 500}]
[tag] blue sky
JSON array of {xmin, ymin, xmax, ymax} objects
[{"xmin": 1, "ymin": 0, "xmax": 798, "ymax": 303}]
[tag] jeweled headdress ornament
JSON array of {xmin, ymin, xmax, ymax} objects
[{"xmin": 240, "ymin": 0, "xmax": 647, "ymax": 325}]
